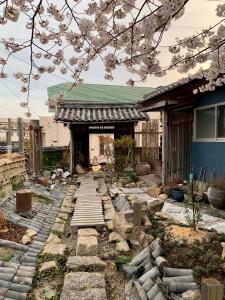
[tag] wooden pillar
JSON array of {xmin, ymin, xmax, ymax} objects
[
  {"xmin": 133, "ymin": 200, "xmax": 143, "ymax": 226},
  {"xmin": 7, "ymin": 118, "xmax": 12, "ymax": 153},
  {"xmin": 32, "ymin": 123, "xmax": 37, "ymax": 175},
  {"xmin": 17, "ymin": 117, "xmax": 24, "ymax": 154},
  {"xmin": 69, "ymin": 126, "xmax": 74, "ymax": 173},
  {"xmin": 38, "ymin": 126, "xmax": 43, "ymax": 173},
  {"xmin": 29, "ymin": 124, "xmax": 33, "ymax": 173},
  {"xmin": 131, "ymin": 122, "xmax": 135, "ymax": 168},
  {"xmin": 162, "ymin": 110, "xmax": 168, "ymax": 186}
]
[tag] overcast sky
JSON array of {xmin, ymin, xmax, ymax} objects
[{"xmin": 0, "ymin": 0, "xmax": 220, "ymax": 119}]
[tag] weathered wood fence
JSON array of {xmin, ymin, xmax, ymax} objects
[{"xmin": 135, "ymin": 119, "xmax": 162, "ymax": 171}]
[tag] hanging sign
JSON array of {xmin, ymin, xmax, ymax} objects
[{"xmin": 89, "ymin": 126, "xmax": 115, "ymax": 130}]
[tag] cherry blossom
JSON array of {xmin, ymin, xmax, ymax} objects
[{"xmin": 0, "ymin": 0, "xmax": 224, "ymax": 113}]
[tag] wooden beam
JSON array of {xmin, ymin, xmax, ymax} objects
[{"xmin": 140, "ymin": 100, "xmax": 178, "ymax": 112}]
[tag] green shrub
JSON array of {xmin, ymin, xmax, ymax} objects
[{"xmin": 123, "ymin": 170, "xmax": 138, "ymax": 183}]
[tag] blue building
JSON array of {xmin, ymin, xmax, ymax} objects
[{"xmin": 141, "ymin": 79, "xmax": 225, "ymax": 184}]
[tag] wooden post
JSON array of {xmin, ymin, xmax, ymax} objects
[
  {"xmin": 162, "ymin": 110, "xmax": 168, "ymax": 186},
  {"xmin": 29, "ymin": 123, "xmax": 34, "ymax": 174},
  {"xmin": 201, "ymin": 278, "xmax": 224, "ymax": 300},
  {"xmin": 38, "ymin": 126, "xmax": 43, "ymax": 172},
  {"xmin": 16, "ymin": 189, "xmax": 32, "ymax": 212},
  {"xmin": 69, "ymin": 125, "xmax": 74, "ymax": 173},
  {"xmin": 29, "ymin": 120, "xmax": 40, "ymax": 175},
  {"xmin": 7, "ymin": 118, "xmax": 12, "ymax": 153},
  {"xmin": 131, "ymin": 122, "xmax": 135, "ymax": 168},
  {"xmin": 133, "ymin": 200, "xmax": 143, "ymax": 226},
  {"xmin": 17, "ymin": 117, "xmax": 24, "ymax": 154}
]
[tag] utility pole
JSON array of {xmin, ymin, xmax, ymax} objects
[
  {"xmin": 17, "ymin": 117, "xmax": 24, "ymax": 154},
  {"xmin": 7, "ymin": 118, "xmax": 12, "ymax": 154}
]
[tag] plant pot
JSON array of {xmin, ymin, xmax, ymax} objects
[
  {"xmin": 171, "ymin": 188, "xmax": 184, "ymax": 202},
  {"xmin": 135, "ymin": 162, "xmax": 150, "ymax": 176},
  {"xmin": 208, "ymin": 187, "xmax": 225, "ymax": 209}
]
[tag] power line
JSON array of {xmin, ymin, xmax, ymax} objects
[
  {"xmin": 0, "ymin": 45, "xmax": 155, "ymax": 103},
  {"xmin": 0, "ymin": 80, "xmax": 40, "ymax": 118}
]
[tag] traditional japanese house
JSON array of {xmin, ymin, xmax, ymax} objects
[
  {"xmin": 141, "ymin": 78, "xmax": 225, "ymax": 185},
  {"xmin": 48, "ymin": 83, "xmax": 152, "ymax": 172}
]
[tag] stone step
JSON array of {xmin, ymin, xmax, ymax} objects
[
  {"xmin": 60, "ymin": 272, "xmax": 107, "ymax": 300},
  {"xmin": 66, "ymin": 256, "xmax": 106, "ymax": 271},
  {"xmin": 76, "ymin": 236, "xmax": 98, "ymax": 256}
]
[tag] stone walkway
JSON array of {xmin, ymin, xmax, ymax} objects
[
  {"xmin": 61, "ymin": 175, "xmax": 107, "ymax": 300},
  {"xmin": 71, "ymin": 175, "xmax": 105, "ymax": 229},
  {"xmin": 0, "ymin": 183, "xmax": 68, "ymax": 299},
  {"xmin": 61, "ymin": 226, "xmax": 107, "ymax": 299}
]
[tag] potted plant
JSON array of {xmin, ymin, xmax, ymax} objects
[{"xmin": 208, "ymin": 174, "xmax": 225, "ymax": 209}]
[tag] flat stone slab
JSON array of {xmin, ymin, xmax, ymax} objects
[
  {"xmin": 42, "ymin": 243, "xmax": 66, "ymax": 255},
  {"xmin": 52, "ymin": 222, "xmax": 65, "ymax": 233},
  {"xmin": 78, "ymin": 228, "xmax": 99, "ymax": 237},
  {"xmin": 61, "ymin": 272, "xmax": 107, "ymax": 300},
  {"xmin": 76, "ymin": 236, "xmax": 98, "ymax": 256},
  {"xmin": 120, "ymin": 188, "xmax": 145, "ymax": 194},
  {"xmin": 46, "ymin": 233, "xmax": 62, "ymax": 244},
  {"xmin": 39, "ymin": 260, "xmax": 58, "ymax": 272},
  {"xmin": 66, "ymin": 256, "xmax": 106, "ymax": 270}
]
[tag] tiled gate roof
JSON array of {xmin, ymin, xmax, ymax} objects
[{"xmin": 55, "ymin": 103, "xmax": 149, "ymax": 123}]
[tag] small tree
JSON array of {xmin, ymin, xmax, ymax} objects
[
  {"xmin": 98, "ymin": 135, "xmax": 114, "ymax": 164},
  {"xmin": 114, "ymin": 135, "xmax": 135, "ymax": 171},
  {"xmin": 184, "ymin": 176, "xmax": 202, "ymax": 231}
]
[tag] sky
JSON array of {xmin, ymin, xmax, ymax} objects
[{"xmin": 0, "ymin": 0, "xmax": 221, "ymax": 119}]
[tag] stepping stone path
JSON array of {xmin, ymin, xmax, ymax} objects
[
  {"xmin": 0, "ymin": 182, "xmax": 69, "ymax": 299},
  {"xmin": 61, "ymin": 175, "xmax": 108, "ymax": 300},
  {"xmin": 66, "ymin": 256, "xmax": 106, "ymax": 271},
  {"xmin": 71, "ymin": 175, "xmax": 105, "ymax": 229},
  {"xmin": 61, "ymin": 272, "xmax": 107, "ymax": 300}
]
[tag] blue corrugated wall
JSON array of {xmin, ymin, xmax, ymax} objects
[{"xmin": 192, "ymin": 86, "xmax": 225, "ymax": 178}]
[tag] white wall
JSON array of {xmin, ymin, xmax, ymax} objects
[
  {"xmin": 89, "ymin": 133, "xmax": 114, "ymax": 165},
  {"xmin": 40, "ymin": 116, "xmax": 70, "ymax": 147}
]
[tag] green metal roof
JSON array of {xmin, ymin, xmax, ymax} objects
[{"xmin": 47, "ymin": 83, "xmax": 154, "ymax": 103}]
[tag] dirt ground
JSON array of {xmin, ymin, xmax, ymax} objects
[
  {"xmin": 98, "ymin": 229, "xmax": 126, "ymax": 300},
  {"xmin": 148, "ymin": 213, "xmax": 225, "ymax": 290},
  {"xmin": 0, "ymin": 223, "xmax": 26, "ymax": 243}
]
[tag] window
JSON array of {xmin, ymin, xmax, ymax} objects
[
  {"xmin": 217, "ymin": 105, "xmax": 225, "ymax": 138},
  {"xmin": 99, "ymin": 137, "xmax": 104, "ymax": 155},
  {"xmin": 196, "ymin": 107, "xmax": 216, "ymax": 139},
  {"xmin": 195, "ymin": 103, "xmax": 225, "ymax": 141}
]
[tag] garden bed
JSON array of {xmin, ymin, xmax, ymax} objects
[
  {"xmin": 148, "ymin": 213, "xmax": 225, "ymax": 290},
  {"xmin": 0, "ymin": 223, "xmax": 26, "ymax": 243}
]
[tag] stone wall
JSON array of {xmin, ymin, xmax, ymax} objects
[{"xmin": 0, "ymin": 153, "xmax": 25, "ymax": 193}]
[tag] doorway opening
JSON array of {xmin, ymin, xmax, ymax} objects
[{"xmin": 89, "ymin": 133, "xmax": 114, "ymax": 166}]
